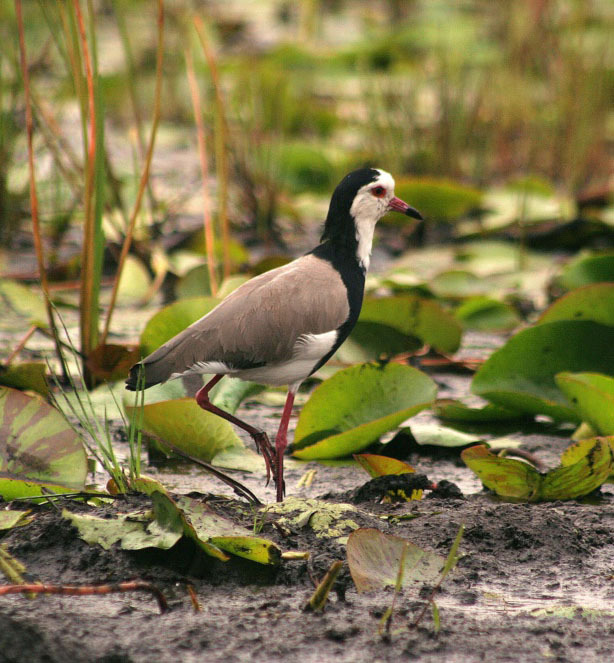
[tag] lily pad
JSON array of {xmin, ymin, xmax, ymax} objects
[
  {"xmin": 430, "ymin": 270, "xmax": 490, "ymax": 299},
  {"xmin": 407, "ymin": 423, "xmax": 482, "ymax": 448},
  {"xmin": 0, "ymin": 362, "xmax": 48, "ymax": 397},
  {"xmin": 85, "ymin": 344, "xmax": 140, "ymax": 382},
  {"xmin": 434, "ymin": 399, "xmax": 525, "ymax": 423},
  {"xmin": 335, "ymin": 322, "xmax": 421, "ymax": 365},
  {"xmin": 0, "ymin": 279, "xmax": 47, "ymax": 324},
  {"xmin": 555, "ymin": 372, "xmax": 614, "ymax": 435},
  {"xmin": 0, "ymin": 510, "xmax": 33, "ymax": 530},
  {"xmin": 538, "ymin": 283, "xmax": 614, "ymax": 328},
  {"xmin": 175, "ymin": 495, "xmax": 281, "ymax": 565},
  {"xmin": 139, "ymin": 296, "xmax": 220, "ymax": 355},
  {"xmin": 124, "ymin": 397, "xmax": 243, "ymax": 462},
  {"xmin": 358, "ymin": 296, "xmax": 461, "ymax": 354},
  {"xmin": 175, "ymin": 264, "xmax": 212, "ymax": 299},
  {"xmin": 346, "ymin": 528, "xmax": 444, "ymax": 593},
  {"xmin": 117, "ymin": 255, "xmax": 151, "ymax": 304},
  {"xmin": 354, "ymin": 454, "xmax": 415, "ymax": 478},
  {"xmin": 557, "ymin": 252, "xmax": 614, "ymax": 290},
  {"xmin": 455, "ymin": 296, "xmax": 521, "ymax": 331},
  {"xmin": 291, "ymin": 363, "xmax": 437, "ymax": 460},
  {"xmin": 461, "ymin": 441, "xmax": 613, "ymax": 501},
  {"xmin": 471, "ymin": 321, "xmax": 614, "ymax": 421},
  {"xmin": 0, "ymin": 387, "xmax": 87, "ymax": 500}
]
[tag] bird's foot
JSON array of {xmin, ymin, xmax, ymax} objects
[{"xmin": 253, "ymin": 431, "xmax": 277, "ymax": 486}]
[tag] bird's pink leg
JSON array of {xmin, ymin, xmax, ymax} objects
[
  {"xmin": 274, "ymin": 389, "xmax": 296, "ymax": 502},
  {"xmin": 195, "ymin": 375, "xmax": 277, "ymax": 485}
]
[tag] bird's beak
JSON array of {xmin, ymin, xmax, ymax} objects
[{"xmin": 388, "ymin": 196, "xmax": 424, "ymax": 220}]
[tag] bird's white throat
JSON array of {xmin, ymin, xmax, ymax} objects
[{"xmin": 350, "ymin": 170, "xmax": 395, "ymax": 271}]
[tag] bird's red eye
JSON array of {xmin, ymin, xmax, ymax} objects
[{"xmin": 372, "ymin": 186, "xmax": 386, "ymax": 198}]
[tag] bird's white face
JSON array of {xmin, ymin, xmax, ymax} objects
[{"xmin": 350, "ymin": 169, "xmax": 396, "ymax": 270}]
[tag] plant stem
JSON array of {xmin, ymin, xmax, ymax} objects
[{"xmin": 15, "ymin": 0, "xmax": 68, "ymax": 380}]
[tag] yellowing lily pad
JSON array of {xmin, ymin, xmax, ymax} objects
[
  {"xmin": 555, "ymin": 372, "xmax": 614, "ymax": 435},
  {"xmin": 471, "ymin": 321, "xmax": 614, "ymax": 421},
  {"xmin": 0, "ymin": 387, "xmax": 87, "ymax": 500},
  {"xmin": 346, "ymin": 528, "xmax": 444, "ymax": 593},
  {"xmin": 461, "ymin": 440, "xmax": 613, "ymax": 501},
  {"xmin": 354, "ymin": 454, "xmax": 415, "ymax": 478},
  {"xmin": 291, "ymin": 363, "xmax": 437, "ymax": 460}
]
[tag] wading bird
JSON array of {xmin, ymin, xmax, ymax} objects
[{"xmin": 126, "ymin": 168, "xmax": 422, "ymax": 501}]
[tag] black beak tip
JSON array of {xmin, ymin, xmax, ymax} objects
[{"xmin": 405, "ymin": 206, "xmax": 424, "ymax": 221}]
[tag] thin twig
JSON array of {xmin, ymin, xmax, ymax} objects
[{"xmin": 0, "ymin": 581, "xmax": 168, "ymax": 614}]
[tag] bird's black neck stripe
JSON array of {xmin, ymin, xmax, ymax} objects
[{"xmin": 308, "ymin": 240, "xmax": 366, "ymax": 374}]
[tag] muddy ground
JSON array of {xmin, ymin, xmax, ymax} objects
[{"xmin": 2, "ymin": 350, "xmax": 614, "ymax": 663}]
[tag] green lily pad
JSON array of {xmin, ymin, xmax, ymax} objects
[
  {"xmin": 461, "ymin": 440, "xmax": 613, "ymax": 501},
  {"xmin": 346, "ymin": 528, "xmax": 445, "ymax": 593},
  {"xmin": 335, "ymin": 321, "xmax": 421, "ymax": 365},
  {"xmin": 392, "ymin": 177, "xmax": 482, "ymax": 223},
  {"xmin": 538, "ymin": 283, "xmax": 614, "ymax": 328},
  {"xmin": 0, "ymin": 387, "xmax": 87, "ymax": 500},
  {"xmin": 358, "ymin": 296, "xmax": 462, "ymax": 354},
  {"xmin": 291, "ymin": 363, "xmax": 437, "ymax": 460},
  {"xmin": 430, "ymin": 270, "xmax": 491, "ymax": 299},
  {"xmin": 471, "ymin": 321, "xmax": 614, "ymax": 421},
  {"xmin": 139, "ymin": 296, "xmax": 220, "ymax": 355},
  {"xmin": 434, "ymin": 399, "xmax": 525, "ymax": 422},
  {"xmin": 407, "ymin": 423, "xmax": 482, "ymax": 448},
  {"xmin": 557, "ymin": 252, "xmax": 614, "ymax": 290},
  {"xmin": 354, "ymin": 454, "xmax": 415, "ymax": 478},
  {"xmin": 124, "ymin": 397, "xmax": 243, "ymax": 462},
  {"xmin": 555, "ymin": 372, "xmax": 614, "ymax": 435},
  {"xmin": 455, "ymin": 296, "xmax": 521, "ymax": 331},
  {"xmin": 0, "ymin": 362, "xmax": 48, "ymax": 397},
  {"xmin": 117, "ymin": 255, "xmax": 151, "ymax": 304},
  {"xmin": 175, "ymin": 264, "xmax": 212, "ymax": 299}
]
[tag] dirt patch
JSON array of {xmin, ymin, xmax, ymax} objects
[{"xmin": 2, "ymin": 462, "xmax": 614, "ymax": 663}]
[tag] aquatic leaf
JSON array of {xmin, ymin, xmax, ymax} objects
[
  {"xmin": 117, "ymin": 255, "xmax": 151, "ymax": 304},
  {"xmin": 0, "ymin": 387, "xmax": 87, "ymax": 500},
  {"xmin": 124, "ymin": 398, "xmax": 243, "ymax": 463},
  {"xmin": 434, "ymin": 399, "xmax": 525, "ymax": 422},
  {"xmin": 0, "ymin": 510, "xmax": 33, "ymax": 530},
  {"xmin": 358, "ymin": 296, "xmax": 462, "ymax": 353},
  {"xmin": 209, "ymin": 377, "xmax": 266, "ymax": 416},
  {"xmin": 538, "ymin": 284, "xmax": 614, "ymax": 328},
  {"xmin": 408, "ymin": 423, "xmax": 482, "ymax": 448},
  {"xmin": 335, "ymin": 322, "xmax": 421, "ymax": 365},
  {"xmin": 85, "ymin": 344, "xmax": 140, "ymax": 382},
  {"xmin": 266, "ymin": 497, "xmax": 359, "ymax": 540},
  {"xmin": 139, "ymin": 296, "xmax": 220, "ymax": 355},
  {"xmin": 540, "ymin": 438, "xmax": 613, "ymax": 500},
  {"xmin": 462, "ymin": 441, "xmax": 613, "ymax": 501},
  {"xmin": 346, "ymin": 528, "xmax": 444, "ymax": 592},
  {"xmin": 461, "ymin": 445, "xmax": 542, "ymax": 500},
  {"xmin": 560, "ymin": 436, "xmax": 614, "ymax": 468},
  {"xmin": 455, "ymin": 296, "xmax": 520, "ymax": 331},
  {"xmin": 0, "ymin": 362, "xmax": 48, "ymax": 397},
  {"xmin": 557, "ymin": 252, "xmax": 614, "ymax": 290},
  {"xmin": 175, "ymin": 264, "xmax": 211, "ymax": 299},
  {"xmin": 471, "ymin": 321, "xmax": 614, "ymax": 421},
  {"xmin": 392, "ymin": 177, "xmax": 482, "ymax": 222},
  {"xmin": 430, "ymin": 270, "xmax": 490, "ymax": 298},
  {"xmin": 63, "ymin": 499, "xmax": 183, "ymax": 552},
  {"xmin": 174, "ymin": 495, "xmax": 281, "ymax": 565},
  {"xmin": 291, "ymin": 363, "xmax": 437, "ymax": 459},
  {"xmin": 555, "ymin": 372, "xmax": 614, "ymax": 435},
  {"xmin": 354, "ymin": 454, "xmax": 415, "ymax": 478},
  {"xmin": 0, "ymin": 279, "xmax": 47, "ymax": 324}
]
